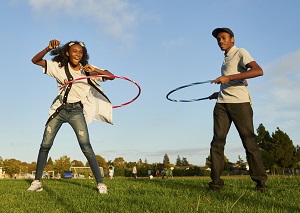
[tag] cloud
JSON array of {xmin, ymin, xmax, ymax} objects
[
  {"xmin": 260, "ymin": 49, "xmax": 300, "ymax": 109},
  {"xmin": 28, "ymin": 0, "xmax": 72, "ymax": 10},
  {"xmin": 255, "ymin": 49, "xmax": 300, "ymax": 142},
  {"xmin": 27, "ymin": 0, "xmax": 140, "ymax": 44},
  {"xmin": 162, "ymin": 37, "xmax": 186, "ymax": 48}
]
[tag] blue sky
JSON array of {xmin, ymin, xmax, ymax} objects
[{"xmin": 1, "ymin": 0, "xmax": 299, "ymax": 166}]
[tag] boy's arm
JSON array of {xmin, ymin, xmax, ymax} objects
[
  {"xmin": 32, "ymin": 40, "xmax": 60, "ymax": 68},
  {"xmin": 212, "ymin": 61, "xmax": 263, "ymax": 84}
]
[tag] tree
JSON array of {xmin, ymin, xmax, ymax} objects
[
  {"xmin": 47, "ymin": 157, "xmax": 54, "ymax": 165},
  {"xmin": 290, "ymin": 145, "xmax": 300, "ymax": 174},
  {"xmin": 205, "ymin": 155, "xmax": 211, "ymax": 167},
  {"xmin": 45, "ymin": 157, "xmax": 54, "ymax": 171},
  {"xmin": 175, "ymin": 155, "xmax": 182, "ymax": 166},
  {"xmin": 163, "ymin": 153, "xmax": 170, "ymax": 166},
  {"xmin": 256, "ymin": 124, "xmax": 299, "ymax": 174},
  {"xmin": 236, "ymin": 155, "xmax": 246, "ymax": 171},
  {"xmin": 271, "ymin": 127, "xmax": 296, "ymax": 169},
  {"xmin": 20, "ymin": 162, "xmax": 29, "ymax": 174},
  {"xmin": 28, "ymin": 162, "xmax": 37, "ymax": 174},
  {"xmin": 181, "ymin": 157, "xmax": 189, "ymax": 166},
  {"xmin": 205, "ymin": 155, "xmax": 230, "ymax": 171},
  {"xmin": 256, "ymin": 123, "xmax": 272, "ymax": 150},
  {"xmin": 53, "ymin": 155, "xmax": 71, "ymax": 174},
  {"xmin": 138, "ymin": 159, "xmax": 143, "ymax": 167},
  {"xmin": 71, "ymin": 160, "xmax": 84, "ymax": 167},
  {"xmin": 256, "ymin": 123, "xmax": 276, "ymax": 171},
  {"xmin": 3, "ymin": 159, "xmax": 21, "ymax": 177},
  {"xmin": 0, "ymin": 156, "xmax": 3, "ymax": 166},
  {"xmin": 260, "ymin": 150, "xmax": 275, "ymax": 172},
  {"xmin": 295, "ymin": 145, "xmax": 300, "ymax": 169},
  {"xmin": 223, "ymin": 156, "xmax": 230, "ymax": 172},
  {"xmin": 113, "ymin": 157, "xmax": 126, "ymax": 168},
  {"xmin": 88, "ymin": 155, "xmax": 107, "ymax": 169},
  {"xmin": 126, "ymin": 161, "xmax": 136, "ymax": 169}
]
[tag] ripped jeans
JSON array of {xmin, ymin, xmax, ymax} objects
[{"xmin": 34, "ymin": 102, "xmax": 103, "ymax": 183}]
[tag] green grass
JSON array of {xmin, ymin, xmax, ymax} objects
[{"xmin": 0, "ymin": 176, "xmax": 299, "ymax": 213}]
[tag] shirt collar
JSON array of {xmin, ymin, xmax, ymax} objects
[{"xmin": 225, "ymin": 45, "xmax": 237, "ymax": 57}]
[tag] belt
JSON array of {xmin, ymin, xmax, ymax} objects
[
  {"xmin": 45, "ymin": 101, "xmax": 83, "ymax": 126},
  {"xmin": 63, "ymin": 101, "xmax": 82, "ymax": 107}
]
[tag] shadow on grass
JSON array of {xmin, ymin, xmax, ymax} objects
[
  {"xmin": 23, "ymin": 179, "xmax": 84, "ymax": 212},
  {"xmin": 58, "ymin": 178, "xmax": 96, "ymax": 191},
  {"xmin": 25, "ymin": 178, "xmax": 95, "ymax": 191},
  {"xmin": 132, "ymin": 177, "xmax": 209, "ymax": 193},
  {"xmin": 131, "ymin": 177, "xmax": 300, "ymax": 212}
]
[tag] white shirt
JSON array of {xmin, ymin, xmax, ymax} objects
[
  {"xmin": 217, "ymin": 45, "xmax": 254, "ymax": 104},
  {"xmin": 43, "ymin": 60, "xmax": 113, "ymax": 124}
]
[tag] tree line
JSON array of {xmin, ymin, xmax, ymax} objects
[
  {"xmin": 0, "ymin": 153, "xmax": 197, "ymax": 178},
  {"xmin": 1, "ymin": 123, "xmax": 299, "ymax": 178}
]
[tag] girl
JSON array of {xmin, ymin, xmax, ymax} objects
[
  {"xmin": 108, "ymin": 167, "xmax": 113, "ymax": 179},
  {"xmin": 27, "ymin": 39, "xmax": 114, "ymax": 194}
]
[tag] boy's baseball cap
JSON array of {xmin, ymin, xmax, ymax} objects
[{"xmin": 212, "ymin": 28, "xmax": 234, "ymax": 38}]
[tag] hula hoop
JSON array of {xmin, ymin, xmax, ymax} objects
[
  {"xmin": 60, "ymin": 75, "xmax": 141, "ymax": 108},
  {"xmin": 166, "ymin": 80, "xmax": 213, "ymax": 102}
]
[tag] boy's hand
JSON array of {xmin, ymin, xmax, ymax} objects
[
  {"xmin": 209, "ymin": 92, "xmax": 219, "ymax": 100},
  {"xmin": 212, "ymin": 76, "xmax": 230, "ymax": 84}
]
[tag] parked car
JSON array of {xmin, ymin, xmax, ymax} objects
[{"xmin": 63, "ymin": 171, "xmax": 72, "ymax": 178}]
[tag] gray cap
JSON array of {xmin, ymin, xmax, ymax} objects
[{"xmin": 212, "ymin": 28, "xmax": 234, "ymax": 38}]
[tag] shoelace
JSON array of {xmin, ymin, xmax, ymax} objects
[
  {"xmin": 98, "ymin": 185, "xmax": 107, "ymax": 192},
  {"xmin": 31, "ymin": 182, "xmax": 40, "ymax": 187}
]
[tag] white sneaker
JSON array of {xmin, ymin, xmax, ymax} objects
[
  {"xmin": 97, "ymin": 183, "xmax": 108, "ymax": 194},
  {"xmin": 27, "ymin": 181, "xmax": 43, "ymax": 192}
]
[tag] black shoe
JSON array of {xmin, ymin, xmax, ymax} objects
[
  {"xmin": 209, "ymin": 186, "xmax": 221, "ymax": 192},
  {"xmin": 255, "ymin": 185, "xmax": 269, "ymax": 192},
  {"xmin": 209, "ymin": 182, "xmax": 223, "ymax": 192}
]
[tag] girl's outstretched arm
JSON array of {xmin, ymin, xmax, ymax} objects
[{"xmin": 32, "ymin": 40, "xmax": 60, "ymax": 67}]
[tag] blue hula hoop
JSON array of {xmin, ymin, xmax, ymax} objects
[{"xmin": 166, "ymin": 80, "xmax": 213, "ymax": 102}]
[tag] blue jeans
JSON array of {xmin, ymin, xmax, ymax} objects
[
  {"xmin": 34, "ymin": 102, "xmax": 103, "ymax": 183},
  {"xmin": 210, "ymin": 103, "xmax": 267, "ymax": 187}
]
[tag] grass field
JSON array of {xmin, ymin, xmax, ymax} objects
[{"xmin": 0, "ymin": 176, "xmax": 299, "ymax": 213}]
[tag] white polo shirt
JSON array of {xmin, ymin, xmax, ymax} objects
[
  {"xmin": 217, "ymin": 45, "xmax": 254, "ymax": 104},
  {"xmin": 43, "ymin": 60, "xmax": 113, "ymax": 124}
]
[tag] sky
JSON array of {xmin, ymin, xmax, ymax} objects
[{"xmin": 1, "ymin": 0, "xmax": 300, "ymax": 166}]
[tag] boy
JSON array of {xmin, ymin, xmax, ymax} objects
[{"xmin": 209, "ymin": 28, "xmax": 268, "ymax": 192}]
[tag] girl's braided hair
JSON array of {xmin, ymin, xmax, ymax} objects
[{"xmin": 49, "ymin": 41, "xmax": 89, "ymax": 68}]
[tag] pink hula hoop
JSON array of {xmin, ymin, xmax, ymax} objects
[{"xmin": 60, "ymin": 75, "xmax": 141, "ymax": 108}]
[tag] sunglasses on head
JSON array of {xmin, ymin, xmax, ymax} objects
[{"xmin": 69, "ymin": 42, "xmax": 85, "ymax": 47}]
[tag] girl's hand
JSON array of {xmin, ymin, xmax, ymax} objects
[
  {"xmin": 82, "ymin": 64, "xmax": 95, "ymax": 72},
  {"xmin": 48, "ymin": 40, "xmax": 60, "ymax": 51},
  {"xmin": 82, "ymin": 64, "xmax": 115, "ymax": 80}
]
